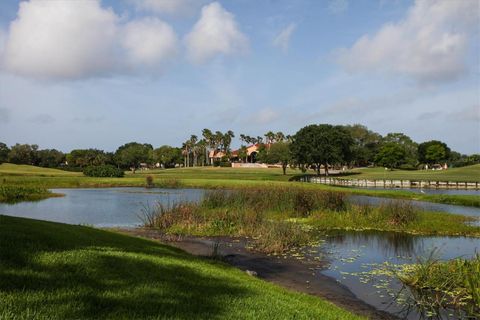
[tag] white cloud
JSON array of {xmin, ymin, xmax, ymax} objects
[
  {"xmin": 328, "ymin": 0, "xmax": 349, "ymax": 14},
  {"xmin": 272, "ymin": 23, "xmax": 296, "ymax": 52},
  {"xmin": 336, "ymin": 0, "xmax": 479, "ymax": 83},
  {"xmin": 185, "ymin": 2, "xmax": 248, "ymax": 64},
  {"xmin": 122, "ymin": 18, "xmax": 178, "ymax": 70},
  {"xmin": 1, "ymin": 0, "xmax": 178, "ymax": 80},
  {"xmin": 129, "ymin": 0, "xmax": 206, "ymax": 15}
]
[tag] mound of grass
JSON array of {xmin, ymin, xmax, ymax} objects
[
  {"xmin": 0, "ymin": 185, "xmax": 56, "ymax": 203},
  {"xmin": 0, "ymin": 215, "xmax": 363, "ymax": 320},
  {"xmin": 0, "ymin": 163, "xmax": 81, "ymax": 177}
]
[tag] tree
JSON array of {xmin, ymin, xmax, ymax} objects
[
  {"xmin": 238, "ymin": 145, "xmax": 248, "ymax": 163},
  {"xmin": 115, "ymin": 142, "xmax": 153, "ymax": 173},
  {"xmin": 343, "ymin": 124, "xmax": 382, "ymax": 167},
  {"xmin": 258, "ymin": 141, "xmax": 291, "ymax": 174},
  {"xmin": 375, "ymin": 143, "xmax": 406, "ymax": 170},
  {"xmin": 290, "ymin": 124, "xmax": 353, "ymax": 175},
  {"xmin": 418, "ymin": 140, "xmax": 451, "ymax": 164},
  {"xmin": 8, "ymin": 144, "xmax": 38, "ymax": 165},
  {"xmin": 382, "ymin": 133, "xmax": 418, "ymax": 168},
  {"xmin": 0, "ymin": 143, "xmax": 10, "ymax": 164},
  {"xmin": 37, "ymin": 149, "xmax": 65, "ymax": 168},
  {"xmin": 153, "ymin": 145, "xmax": 182, "ymax": 168},
  {"xmin": 66, "ymin": 149, "xmax": 109, "ymax": 168},
  {"xmin": 222, "ymin": 130, "xmax": 235, "ymax": 154},
  {"xmin": 425, "ymin": 144, "xmax": 447, "ymax": 164}
]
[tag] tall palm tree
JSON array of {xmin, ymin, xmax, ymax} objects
[
  {"xmin": 202, "ymin": 129, "xmax": 213, "ymax": 166},
  {"xmin": 189, "ymin": 135, "xmax": 198, "ymax": 167}
]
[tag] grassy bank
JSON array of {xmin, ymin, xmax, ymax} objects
[
  {"xmin": 1, "ymin": 163, "xmax": 479, "ymax": 207},
  {"xmin": 0, "ymin": 185, "xmax": 59, "ymax": 203},
  {"xmin": 140, "ymin": 188, "xmax": 480, "ymax": 253},
  {"xmin": 399, "ymin": 254, "xmax": 480, "ymax": 318},
  {"xmin": 0, "ymin": 215, "xmax": 363, "ymax": 320},
  {"xmin": 342, "ymin": 164, "xmax": 480, "ymax": 182}
]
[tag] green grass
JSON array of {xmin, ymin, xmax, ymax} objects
[
  {"xmin": 1, "ymin": 163, "xmax": 479, "ymax": 207},
  {"xmin": 342, "ymin": 164, "xmax": 480, "ymax": 182},
  {"xmin": 0, "ymin": 215, "xmax": 363, "ymax": 320},
  {"xmin": 140, "ymin": 188, "xmax": 480, "ymax": 252},
  {"xmin": 0, "ymin": 185, "xmax": 58, "ymax": 203}
]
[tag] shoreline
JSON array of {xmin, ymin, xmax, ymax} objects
[{"xmin": 115, "ymin": 228, "xmax": 398, "ymax": 320}]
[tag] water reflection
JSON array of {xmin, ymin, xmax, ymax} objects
[
  {"xmin": 0, "ymin": 188, "xmax": 205, "ymax": 227},
  {"xmin": 308, "ymin": 231, "xmax": 479, "ymax": 319}
]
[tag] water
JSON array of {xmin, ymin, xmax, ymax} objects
[
  {"xmin": 307, "ymin": 231, "xmax": 480, "ymax": 319},
  {"xmin": 0, "ymin": 188, "xmax": 205, "ymax": 227},
  {"xmin": 349, "ymin": 195, "xmax": 480, "ymax": 218},
  {"xmin": 361, "ymin": 187, "xmax": 480, "ymax": 196}
]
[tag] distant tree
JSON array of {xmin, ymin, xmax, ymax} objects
[
  {"xmin": 8, "ymin": 144, "xmax": 38, "ymax": 165},
  {"xmin": 153, "ymin": 145, "xmax": 182, "ymax": 168},
  {"xmin": 37, "ymin": 149, "xmax": 65, "ymax": 168},
  {"xmin": 66, "ymin": 149, "xmax": 109, "ymax": 168},
  {"xmin": 115, "ymin": 142, "xmax": 153, "ymax": 173},
  {"xmin": 258, "ymin": 141, "xmax": 291, "ymax": 174},
  {"xmin": 375, "ymin": 143, "xmax": 406, "ymax": 170},
  {"xmin": 290, "ymin": 124, "xmax": 353, "ymax": 175},
  {"xmin": 418, "ymin": 140, "xmax": 450, "ymax": 164},
  {"xmin": 343, "ymin": 124, "xmax": 382, "ymax": 167},
  {"xmin": 0, "ymin": 143, "xmax": 10, "ymax": 163},
  {"xmin": 221, "ymin": 130, "xmax": 235, "ymax": 154},
  {"xmin": 382, "ymin": 133, "xmax": 418, "ymax": 168},
  {"xmin": 238, "ymin": 145, "xmax": 248, "ymax": 163}
]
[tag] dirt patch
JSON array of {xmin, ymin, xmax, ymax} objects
[{"xmin": 114, "ymin": 228, "xmax": 397, "ymax": 320}]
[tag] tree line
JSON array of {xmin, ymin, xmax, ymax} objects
[{"xmin": 1, "ymin": 124, "xmax": 478, "ymax": 175}]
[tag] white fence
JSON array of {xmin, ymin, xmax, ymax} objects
[{"xmin": 302, "ymin": 176, "xmax": 480, "ymax": 190}]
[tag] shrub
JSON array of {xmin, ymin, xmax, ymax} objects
[
  {"xmin": 0, "ymin": 185, "xmax": 51, "ymax": 203},
  {"xmin": 145, "ymin": 175, "xmax": 154, "ymax": 188},
  {"xmin": 83, "ymin": 165, "xmax": 124, "ymax": 177}
]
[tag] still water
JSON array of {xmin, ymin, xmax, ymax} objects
[
  {"xmin": 307, "ymin": 231, "xmax": 479, "ymax": 319},
  {"xmin": 0, "ymin": 188, "xmax": 205, "ymax": 227}
]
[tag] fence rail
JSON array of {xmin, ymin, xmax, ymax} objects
[{"xmin": 301, "ymin": 176, "xmax": 480, "ymax": 190}]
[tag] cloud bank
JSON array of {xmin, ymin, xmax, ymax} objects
[
  {"xmin": 185, "ymin": 2, "xmax": 249, "ymax": 64},
  {"xmin": 337, "ymin": 0, "xmax": 479, "ymax": 84},
  {"xmin": 1, "ymin": 0, "xmax": 178, "ymax": 79}
]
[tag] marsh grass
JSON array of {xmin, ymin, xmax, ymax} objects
[
  {"xmin": 377, "ymin": 200, "xmax": 419, "ymax": 226},
  {"xmin": 155, "ymin": 178, "xmax": 183, "ymax": 188},
  {"xmin": 398, "ymin": 253, "xmax": 480, "ymax": 318},
  {"xmin": 0, "ymin": 185, "xmax": 54, "ymax": 203},
  {"xmin": 145, "ymin": 175, "xmax": 154, "ymax": 188}
]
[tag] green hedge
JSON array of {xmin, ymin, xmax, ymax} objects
[{"xmin": 83, "ymin": 165, "xmax": 124, "ymax": 178}]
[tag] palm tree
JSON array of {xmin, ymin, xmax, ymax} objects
[
  {"xmin": 189, "ymin": 135, "xmax": 198, "ymax": 166},
  {"xmin": 265, "ymin": 131, "xmax": 275, "ymax": 144},
  {"xmin": 202, "ymin": 129, "xmax": 213, "ymax": 165}
]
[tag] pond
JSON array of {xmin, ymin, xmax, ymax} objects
[
  {"xmin": 1, "ymin": 187, "xmax": 478, "ymax": 319},
  {"xmin": 307, "ymin": 231, "xmax": 480, "ymax": 319},
  {"xmin": 0, "ymin": 188, "xmax": 205, "ymax": 227}
]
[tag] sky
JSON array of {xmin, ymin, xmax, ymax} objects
[{"xmin": 0, "ymin": 0, "xmax": 479, "ymax": 154}]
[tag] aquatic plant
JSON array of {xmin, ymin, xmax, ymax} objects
[
  {"xmin": 398, "ymin": 253, "xmax": 480, "ymax": 318},
  {"xmin": 377, "ymin": 200, "xmax": 419, "ymax": 226}
]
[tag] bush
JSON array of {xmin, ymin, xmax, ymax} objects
[
  {"xmin": 145, "ymin": 175, "xmax": 154, "ymax": 188},
  {"xmin": 83, "ymin": 165, "xmax": 124, "ymax": 178}
]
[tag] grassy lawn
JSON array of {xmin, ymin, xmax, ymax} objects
[
  {"xmin": 0, "ymin": 215, "xmax": 363, "ymax": 320},
  {"xmin": 342, "ymin": 165, "xmax": 480, "ymax": 182},
  {"xmin": 1, "ymin": 163, "xmax": 479, "ymax": 207}
]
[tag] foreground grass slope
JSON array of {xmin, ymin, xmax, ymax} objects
[{"xmin": 0, "ymin": 215, "xmax": 363, "ymax": 320}]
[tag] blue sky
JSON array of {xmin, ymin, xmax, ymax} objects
[{"xmin": 0, "ymin": 0, "xmax": 478, "ymax": 154}]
